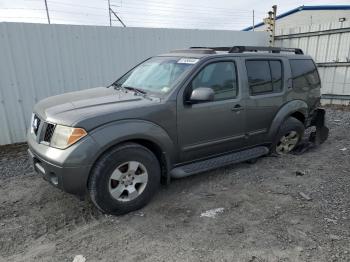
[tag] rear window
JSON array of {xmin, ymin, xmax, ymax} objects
[{"xmin": 290, "ymin": 59, "xmax": 320, "ymax": 89}]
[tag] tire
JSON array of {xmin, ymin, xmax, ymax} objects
[
  {"xmin": 88, "ymin": 143, "xmax": 160, "ymax": 215},
  {"xmin": 271, "ymin": 117, "xmax": 305, "ymax": 155}
]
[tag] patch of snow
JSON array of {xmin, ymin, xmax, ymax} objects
[
  {"xmin": 200, "ymin": 208, "xmax": 225, "ymax": 218},
  {"xmin": 73, "ymin": 255, "xmax": 86, "ymax": 262}
]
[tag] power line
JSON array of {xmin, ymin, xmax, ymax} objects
[
  {"xmin": 22, "ymin": 0, "xmax": 264, "ymax": 14},
  {"xmin": 110, "ymin": 20, "xmax": 247, "ymax": 29},
  {"xmin": 112, "ymin": 17, "xmax": 250, "ymax": 26},
  {"xmin": 45, "ymin": 10, "xmax": 108, "ymax": 18},
  {"xmin": 0, "ymin": 15, "xmax": 248, "ymax": 29},
  {"xmin": 0, "ymin": 10, "xmax": 251, "ymax": 24},
  {"xmin": 3, "ymin": 7, "xmax": 251, "ymax": 23},
  {"xmin": 112, "ymin": 3, "xmax": 265, "ymax": 16},
  {"xmin": 109, "ymin": 9, "xmax": 254, "ymax": 22},
  {"xmin": 0, "ymin": 7, "xmax": 46, "ymax": 11},
  {"xmin": 109, "ymin": 0, "xmax": 265, "ymax": 14},
  {"xmin": 19, "ymin": 0, "xmax": 264, "ymax": 17},
  {"xmin": 48, "ymin": 1, "xmax": 108, "ymax": 11},
  {"xmin": 114, "ymin": 7, "xmax": 258, "ymax": 19},
  {"xmin": 0, "ymin": 16, "xmax": 47, "ymax": 20},
  {"xmin": 1, "ymin": 0, "xmax": 259, "ymax": 29}
]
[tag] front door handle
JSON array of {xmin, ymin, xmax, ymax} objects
[{"xmin": 231, "ymin": 104, "xmax": 243, "ymax": 112}]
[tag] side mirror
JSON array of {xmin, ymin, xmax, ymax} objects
[{"xmin": 189, "ymin": 87, "xmax": 215, "ymax": 103}]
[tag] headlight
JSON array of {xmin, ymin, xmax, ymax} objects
[{"xmin": 50, "ymin": 125, "xmax": 87, "ymax": 149}]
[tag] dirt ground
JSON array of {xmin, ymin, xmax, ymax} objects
[{"xmin": 0, "ymin": 108, "xmax": 349, "ymax": 262}]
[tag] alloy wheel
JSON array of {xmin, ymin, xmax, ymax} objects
[
  {"xmin": 276, "ymin": 131, "xmax": 300, "ymax": 154},
  {"xmin": 108, "ymin": 161, "xmax": 148, "ymax": 202}
]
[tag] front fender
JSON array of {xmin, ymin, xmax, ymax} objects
[
  {"xmin": 89, "ymin": 119, "xmax": 176, "ymax": 166},
  {"xmin": 267, "ymin": 100, "xmax": 308, "ymax": 140}
]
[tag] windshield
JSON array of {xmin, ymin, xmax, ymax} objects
[{"xmin": 114, "ymin": 56, "xmax": 198, "ymax": 94}]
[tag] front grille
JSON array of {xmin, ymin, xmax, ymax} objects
[
  {"xmin": 43, "ymin": 123, "xmax": 56, "ymax": 143},
  {"xmin": 32, "ymin": 114, "xmax": 56, "ymax": 144}
]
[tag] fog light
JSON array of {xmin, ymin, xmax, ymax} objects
[{"xmin": 49, "ymin": 173, "xmax": 58, "ymax": 186}]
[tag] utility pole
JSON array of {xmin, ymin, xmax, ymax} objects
[
  {"xmin": 272, "ymin": 5, "xmax": 277, "ymax": 46},
  {"xmin": 264, "ymin": 5, "xmax": 277, "ymax": 47},
  {"xmin": 252, "ymin": 10, "xmax": 255, "ymax": 31},
  {"xmin": 267, "ymin": 11, "xmax": 273, "ymax": 46},
  {"xmin": 44, "ymin": 0, "xmax": 50, "ymax": 24},
  {"xmin": 108, "ymin": 0, "xmax": 112, "ymax": 26}
]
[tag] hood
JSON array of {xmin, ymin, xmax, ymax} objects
[{"xmin": 34, "ymin": 87, "xmax": 159, "ymax": 129}]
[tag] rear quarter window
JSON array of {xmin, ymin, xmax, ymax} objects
[{"xmin": 290, "ymin": 59, "xmax": 320, "ymax": 89}]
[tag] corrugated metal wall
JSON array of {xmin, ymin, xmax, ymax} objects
[
  {"xmin": 276, "ymin": 21, "xmax": 350, "ymax": 105},
  {"xmin": 0, "ymin": 22, "xmax": 268, "ymax": 145}
]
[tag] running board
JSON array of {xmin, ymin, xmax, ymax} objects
[{"xmin": 170, "ymin": 146, "xmax": 269, "ymax": 178}]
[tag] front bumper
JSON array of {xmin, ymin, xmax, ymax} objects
[
  {"xmin": 27, "ymin": 132, "xmax": 97, "ymax": 196},
  {"xmin": 28, "ymin": 148, "xmax": 91, "ymax": 196}
]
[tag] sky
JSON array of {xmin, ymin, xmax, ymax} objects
[{"xmin": 0, "ymin": 0, "xmax": 349, "ymax": 30}]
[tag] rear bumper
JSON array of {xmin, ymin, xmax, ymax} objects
[{"xmin": 309, "ymin": 108, "xmax": 329, "ymax": 145}]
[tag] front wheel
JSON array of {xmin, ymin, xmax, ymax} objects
[
  {"xmin": 271, "ymin": 117, "xmax": 305, "ymax": 155},
  {"xmin": 88, "ymin": 143, "xmax": 160, "ymax": 215}
]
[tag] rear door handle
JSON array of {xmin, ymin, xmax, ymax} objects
[{"xmin": 231, "ymin": 104, "xmax": 243, "ymax": 112}]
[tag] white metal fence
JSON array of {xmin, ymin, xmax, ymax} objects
[
  {"xmin": 275, "ymin": 21, "xmax": 350, "ymax": 105},
  {"xmin": 0, "ymin": 22, "xmax": 268, "ymax": 145}
]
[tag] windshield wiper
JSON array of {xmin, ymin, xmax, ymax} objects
[
  {"xmin": 122, "ymin": 86, "xmax": 147, "ymax": 95},
  {"xmin": 112, "ymin": 83, "xmax": 152, "ymax": 99}
]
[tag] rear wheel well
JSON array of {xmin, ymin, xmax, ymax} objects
[{"xmin": 290, "ymin": 111, "xmax": 305, "ymax": 124}]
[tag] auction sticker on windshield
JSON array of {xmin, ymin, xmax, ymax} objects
[{"xmin": 177, "ymin": 58, "xmax": 199, "ymax": 64}]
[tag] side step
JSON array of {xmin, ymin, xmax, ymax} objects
[{"xmin": 170, "ymin": 146, "xmax": 269, "ymax": 178}]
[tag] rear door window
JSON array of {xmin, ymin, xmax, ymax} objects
[
  {"xmin": 246, "ymin": 60, "xmax": 283, "ymax": 95},
  {"xmin": 290, "ymin": 59, "xmax": 320, "ymax": 89}
]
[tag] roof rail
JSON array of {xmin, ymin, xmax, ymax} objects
[
  {"xmin": 190, "ymin": 46, "xmax": 303, "ymax": 55},
  {"xmin": 190, "ymin": 46, "xmax": 231, "ymax": 52},
  {"xmin": 229, "ymin": 46, "xmax": 304, "ymax": 54},
  {"xmin": 171, "ymin": 48, "xmax": 216, "ymax": 54}
]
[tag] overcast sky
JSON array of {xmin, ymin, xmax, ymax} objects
[{"xmin": 0, "ymin": 0, "xmax": 349, "ymax": 30}]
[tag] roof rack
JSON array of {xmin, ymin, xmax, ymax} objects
[
  {"xmin": 170, "ymin": 48, "xmax": 216, "ymax": 54},
  {"xmin": 190, "ymin": 46, "xmax": 231, "ymax": 52},
  {"xmin": 190, "ymin": 46, "xmax": 304, "ymax": 55},
  {"xmin": 229, "ymin": 46, "xmax": 303, "ymax": 54}
]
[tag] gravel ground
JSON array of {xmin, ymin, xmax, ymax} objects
[{"xmin": 0, "ymin": 108, "xmax": 349, "ymax": 262}]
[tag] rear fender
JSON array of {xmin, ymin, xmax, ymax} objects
[{"xmin": 268, "ymin": 100, "xmax": 308, "ymax": 141}]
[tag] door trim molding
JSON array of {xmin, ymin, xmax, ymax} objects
[
  {"xmin": 247, "ymin": 128, "xmax": 267, "ymax": 136},
  {"xmin": 182, "ymin": 134, "xmax": 245, "ymax": 152}
]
